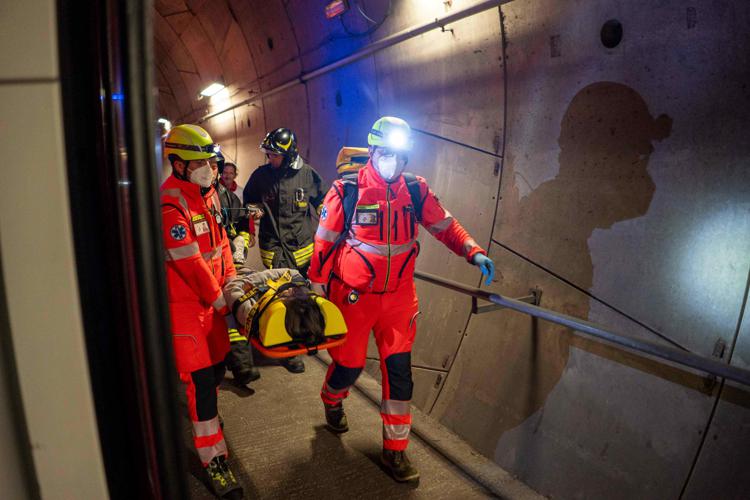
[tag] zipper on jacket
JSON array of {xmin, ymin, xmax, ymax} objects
[
  {"xmin": 203, "ymin": 197, "xmax": 216, "ymax": 274},
  {"xmin": 379, "ymin": 212, "xmax": 384, "ymax": 240},
  {"xmin": 393, "ymin": 210, "xmax": 399, "ymax": 241},
  {"xmin": 382, "ymin": 187, "xmax": 392, "ymax": 291}
]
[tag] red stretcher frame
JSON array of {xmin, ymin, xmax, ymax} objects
[{"xmin": 248, "ymin": 334, "xmax": 347, "ymax": 359}]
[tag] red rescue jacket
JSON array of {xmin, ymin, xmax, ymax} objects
[
  {"xmin": 308, "ymin": 161, "xmax": 486, "ymax": 293},
  {"xmin": 161, "ymin": 175, "xmax": 235, "ymax": 335}
]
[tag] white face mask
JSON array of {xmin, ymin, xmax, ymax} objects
[
  {"xmin": 189, "ymin": 163, "xmax": 214, "ymax": 188},
  {"xmin": 375, "ymin": 154, "xmax": 401, "ymax": 182}
]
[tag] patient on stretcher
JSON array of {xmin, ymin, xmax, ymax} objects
[{"xmin": 223, "ymin": 267, "xmax": 347, "ymax": 353}]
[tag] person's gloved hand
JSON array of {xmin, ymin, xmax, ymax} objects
[
  {"xmin": 311, "ymin": 282, "xmax": 327, "ymax": 298},
  {"xmin": 472, "ymin": 253, "xmax": 495, "ymax": 285}
]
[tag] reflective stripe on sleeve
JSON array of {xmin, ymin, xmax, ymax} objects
[
  {"xmin": 212, "ymin": 295, "xmax": 227, "ymax": 311},
  {"xmin": 293, "ymin": 243, "xmax": 314, "ymax": 266},
  {"xmin": 346, "ymin": 238, "xmax": 415, "ymax": 257},
  {"xmin": 260, "ymin": 248, "xmax": 274, "ymax": 268},
  {"xmin": 228, "ymin": 329, "xmax": 247, "ymax": 343},
  {"xmin": 165, "ymin": 242, "xmax": 200, "ymax": 261},
  {"xmin": 201, "ymin": 246, "xmax": 221, "ymax": 261},
  {"xmin": 161, "ymin": 188, "xmax": 190, "ymax": 213},
  {"xmin": 316, "ymin": 225, "xmax": 341, "ymax": 242},
  {"xmin": 425, "ymin": 214, "xmax": 454, "ymax": 235}
]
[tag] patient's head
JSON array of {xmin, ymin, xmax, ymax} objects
[{"xmin": 279, "ymin": 286, "xmax": 325, "ymax": 345}]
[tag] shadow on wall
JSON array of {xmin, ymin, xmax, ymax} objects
[{"xmin": 493, "ymin": 81, "xmax": 673, "ymax": 433}]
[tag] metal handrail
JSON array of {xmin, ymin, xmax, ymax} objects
[{"xmin": 415, "ymin": 271, "xmax": 750, "ymax": 387}]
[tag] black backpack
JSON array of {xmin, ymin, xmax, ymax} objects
[{"xmin": 319, "ymin": 172, "xmax": 425, "ymax": 268}]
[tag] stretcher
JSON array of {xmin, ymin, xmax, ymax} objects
[{"xmin": 241, "ymin": 278, "xmax": 348, "ymax": 359}]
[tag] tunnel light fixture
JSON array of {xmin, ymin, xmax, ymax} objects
[
  {"xmin": 199, "ymin": 82, "xmax": 225, "ymax": 98},
  {"xmin": 157, "ymin": 117, "xmax": 172, "ymax": 131},
  {"xmin": 325, "ymin": 0, "xmax": 349, "ymax": 19}
]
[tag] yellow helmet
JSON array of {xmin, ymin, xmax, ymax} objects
[
  {"xmin": 367, "ymin": 116, "xmax": 413, "ymax": 151},
  {"xmin": 164, "ymin": 124, "xmax": 218, "ymax": 161}
]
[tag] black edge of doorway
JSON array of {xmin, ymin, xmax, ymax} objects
[{"xmin": 56, "ymin": 0, "xmax": 188, "ymax": 498}]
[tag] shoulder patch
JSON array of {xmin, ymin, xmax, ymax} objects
[
  {"xmin": 170, "ymin": 224, "xmax": 188, "ymax": 241},
  {"xmin": 320, "ymin": 206, "xmax": 328, "ymax": 220}
]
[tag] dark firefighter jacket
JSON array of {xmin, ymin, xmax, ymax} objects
[{"xmin": 242, "ymin": 157, "xmax": 327, "ymax": 269}]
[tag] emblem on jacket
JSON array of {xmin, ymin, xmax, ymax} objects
[
  {"xmin": 170, "ymin": 224, "xmax": 187, "ymax": 241},
  {"xmin": 320, "ymin": 206, "xmax": 328, "ymax": 220}
]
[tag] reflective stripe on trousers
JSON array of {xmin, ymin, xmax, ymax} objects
[
  {"xmin": 193, "ymin": 416, "xmax": 228, "ymax": 465},
  {"xmin": 381, "ymin": 399, "xmax": 411, "ymax": 451}
]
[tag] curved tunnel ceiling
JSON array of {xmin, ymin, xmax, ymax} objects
[{"xmin": 153, "ymin": 2, "xmax": 750, "ymax": 499}]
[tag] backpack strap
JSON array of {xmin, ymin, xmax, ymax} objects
[
  {"xmin": 318, "ymin": 179, "xmax": 358, "ymax": 268},
  {"xmin": 401, "ymin": 172, "xmax": 425, "ymax": 222}
]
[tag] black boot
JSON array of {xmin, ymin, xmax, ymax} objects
[
  {"xmin": 226, "ymin": 339, "xmax": 260, "ymax": 385},
  {"xmin": 381, "ymin": 449, "xmax": 419, "ymax": 483},
  {"xmin": 324, "ymin": 403, "xmax": 348, "ymax": 433},
  {"xmin": 280, "ymin": 355, "xmax": 305, "ymax": 374},
  {"xmin": 206, "ymin": 455, "xmax": 244, "ymax": 499}
]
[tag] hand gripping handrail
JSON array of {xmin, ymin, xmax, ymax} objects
[{"xmin": 414, "ymin": 271, "xmax": 750, "ymax": 387}]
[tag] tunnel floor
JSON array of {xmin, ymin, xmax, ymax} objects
[{"xmin": 183, "ymin": 354, "xmax": 498, "ymax": 499}]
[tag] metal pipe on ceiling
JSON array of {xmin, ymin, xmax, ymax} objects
[
  {"xmin": 197, "ymin": 0, "xmax": 511, "ymax": 123},
  {"xmin": 414, "ymin": 271, "xmax": 750, "ymax": 387}
]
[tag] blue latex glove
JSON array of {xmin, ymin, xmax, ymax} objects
[{"xmin": 472, "ymin": 253, "xmax": 495, "ymax": 285}]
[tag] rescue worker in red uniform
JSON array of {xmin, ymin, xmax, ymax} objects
[
  {"xmin": 161, "ymin": 124, "xmax": 244, "ymax": 499},
  {"xmin": 308, "ymin": 117, "xmax": 495, "ymax": 482}
]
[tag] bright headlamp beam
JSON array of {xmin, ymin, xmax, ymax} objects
[
  {"xmin": 199, "ymin": 83, "xmax": 225, "ymax": 97},
  {"xmin": 386, "ymin": 130, "xmax": 408, "ymax": 149}
]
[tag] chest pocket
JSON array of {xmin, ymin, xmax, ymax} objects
[
  {"xmin": 354, "ymin": 205, "xmax": 379, "ymax": 226},
  {"xmin": 192, "ymin": 214, "xmax": 210, "ymax": 236}
]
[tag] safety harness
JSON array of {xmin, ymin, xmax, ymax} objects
[{"xmin": 319, "ymin": 171, "xmax": 426, "ymax": 271}]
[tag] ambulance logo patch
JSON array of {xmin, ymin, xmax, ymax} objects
[
  {"xmin": 320, "ymin": 206, "xmax": 328, "ymax": 220},
  {"xmin": 170, "ymin": 224, "xmax": 187, "ymax": 241}
]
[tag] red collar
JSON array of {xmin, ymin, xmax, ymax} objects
[{"xmin": 219, "ymin": 178, "xmax": 237, "ymax": 192}]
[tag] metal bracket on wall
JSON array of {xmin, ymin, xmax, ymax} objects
[
  {"xmin": 703, "ymin": 338, "xmax": 727, "ymax": 392},
  {"xmin": 472, "ymin": 287, "xmax": 542, "ymax": 315}
]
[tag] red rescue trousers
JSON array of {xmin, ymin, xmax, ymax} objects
[
  {"xmin": 175, "ymin": 310, "xmax": 231, "ymax": 465},
  {"xmin": 321, "ymin": 278, "xmax": 419, "ymax": 451}
]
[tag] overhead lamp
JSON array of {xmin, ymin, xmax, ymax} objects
[
  {"xmin": 157, "ymin": 117, "xmax": 172, "ymax": 131},
  {"xmin": 199, "ymin": 82, "xmax": 225, "ymax": 98},
  {"xmin": 325, "ymin": 0, "xmax": 349, "ymax": 19}
]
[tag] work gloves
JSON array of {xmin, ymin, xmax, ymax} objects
[{"xmin": 472, "ymin": 253, "xmax": 495, "ymax": 285}]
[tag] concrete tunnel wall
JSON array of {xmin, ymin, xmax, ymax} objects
[{"xmin": 153, "ymin": 1, "xmax": 750, "ymax": 498}]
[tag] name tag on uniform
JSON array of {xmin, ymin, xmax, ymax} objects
[
  {"xmin": 355, "ymin": 208, "xmax": 379, "ymax": 226},
  {"xmin": 194, "ymin": 220, "xmax": 210, "ymax": 235}
]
